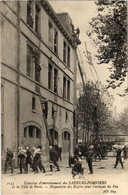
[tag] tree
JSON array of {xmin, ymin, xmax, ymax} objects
[
  {"xmin": 115, "ymin": 107, "xmax": 128, "ymax": 135},
  {"xmin": 88, "ymin": 1, "xmax": 127, "ymax": 90},
  {"xmin": 76, "ymin": 81, "xmax": 113, "ymax": 143}
]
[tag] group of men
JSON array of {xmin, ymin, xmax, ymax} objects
[
  {"xmin": 71, "ymin": 144, "xmax": 127, "ymax": 179},
  {"xmin": 3, "ymin": 143, "xmax": 62, "ymax": 174},
  {"xmin": 71, "ymin": 145, "xmax": 94, "ymax": 178},
  {"xmin": 3, "ymin": 143, "xmax": 127, "ymax": 177}
]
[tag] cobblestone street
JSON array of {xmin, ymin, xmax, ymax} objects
[{"xmin": 2, "ymin": 153, "xmax": 128, "ymax": 194}]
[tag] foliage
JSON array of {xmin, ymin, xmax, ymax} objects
[
  {"xmin": 115, "ymin": 107, "xmax": 128, "ymax": 135},
  {"xmin": 77, "ymin": 81, "xmax": 113, "ymax": 142},
  {"xmin": 88, "ymin": 1, "xmax": 127, "ymax": 90}
]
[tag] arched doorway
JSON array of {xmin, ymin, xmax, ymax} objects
[
  {"xmin": 62, "ymin": 131, "xmax": 70, "ymax": 158},
  {"xmin": 49, "ymin": 129, "xmax": 58, "ymax": 145}
]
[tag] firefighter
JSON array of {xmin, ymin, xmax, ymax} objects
[
  {"xmin": 4, "ymin": 146, "xmax": 13, "ymax": 174},
  {"xmin": 18, "ymin": 146, "xmax": 27, "ymax": 174},
  {"xmin": 74, "ymin": 27, "xmax": 80, "ymax": 37},
  {"xmin": 74, "ymin": 145, "xmax": 79, "ymax": 159},
  {"xmin": 25, "ymin": 146, "xmax": 32, "ymax": 171},
  {"xmin": 49, "ymin": 146, "xmax": 60, "ymax": 171},
  {"xmin": 86, "ymin": 145, "xmax": 94, "ymax": 174},
  {"xmin": 114, "ymin": 148, "xmax": 124, "ymax": 169},
  {"xmin": 72, "ymin": 158, "xmax": 84, "ymax": 178},
  {"xmin": 33, "ymin": 146, "xmax": 46, "ymax": 174}
]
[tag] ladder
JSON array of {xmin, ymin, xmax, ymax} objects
[
  {"xmin": 37, "ymin": 87, "xmax": 52, "ymax": 146},
  {"xmin": 75, "ymin": 49, "xmax": 86, "ymax": 88}
]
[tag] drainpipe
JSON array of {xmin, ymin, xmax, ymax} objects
[
  {"xmin": 17, "ymin": 1, "xmax": 21, "ymax": 149},
  {"xmin": 73, "ymin": 48, "xmax": 77, "ymax": 148}
]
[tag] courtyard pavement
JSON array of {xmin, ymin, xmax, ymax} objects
[{"xmin": 1, "ymin": 153, "xmax": 128, "ymax": 194}]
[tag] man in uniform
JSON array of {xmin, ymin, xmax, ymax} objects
[
  {"xmin": 25, "ymin": 146, "xmax": 32, "ymax": 171},
  {"xmin": 49, "ymin": 146, "xmax": 60, "ymax": 171},
  {"xmin": 4, "ymin": 146, "xmax": 13, "ymax": 174},
  {"xmin": 18, "ymin": 146, "xmax": 27, "ymax": 174},
  {"xmin": 74, "ymin": 27, "xmax": 80, "ymax": 37},
  {"xmin": 58, "ymin": 147, "xmax": 62, "ymax": 161},
  {"xmin": 74, "ymin": 145, "xmax": 79, "ymax": 159},
  {"xmin": 34, "ymin": 146, "xmax": 46, "ymax": 174},
  {"xmin": 72, "ymin": 158, "xmax": 84, "ymax": 178},
  {"xmin": 114, "ymin": 148, "xmax": 124, "ymax": 169},
  {"xmin": 86, "ymin": 145, "xmax": 94, "ymax": 174},
  {"xmin": 54, "ymin": 142, "xmax": 62, "ymax": 161},
  {"xmin": 54, "ymin": 142, "xmax": 60, "ymax": 154}
]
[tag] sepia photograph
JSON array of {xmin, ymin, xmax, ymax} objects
[{"xmin": 0, "ymin": 0, "xmax": 128, "ymax": 194}]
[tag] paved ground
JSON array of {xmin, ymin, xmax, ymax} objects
[{"xmin": 2, "ymin": 153, "xmax": 128, "ymax": 194}]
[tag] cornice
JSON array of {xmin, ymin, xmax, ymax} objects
[{"xmin": 40, "ymin": 1, "xmax": 81, "ymax": 48}]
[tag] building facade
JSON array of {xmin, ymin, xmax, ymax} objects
[{"xmin": 1, "ymin": 1, "xmax": 80, "ymax": 164}]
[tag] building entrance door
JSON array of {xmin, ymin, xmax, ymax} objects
[
  {"xmin": 62, "ymin": 131, "xmax": 70, "ymax": 162},
  {"xmin": 49, "ymin": 129, "xmax": 58, "ymax": 145}
]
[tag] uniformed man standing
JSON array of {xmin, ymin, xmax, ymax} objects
[
  {"xmin": 54, "ymin": 142, "xmax": 60, "ymax": 154},
  {"xmin": 4, "ymin": 146, "xmax": 13, "ymax": 174},
  {"xmin": 86, "ymin": 145, "xmax": 94, "ymax": 174},
  {"xmin": 74, "ymin": 145, "xmax": 79, "ymax": 158},
  {"xmin": 54, "ymin": 142, "xmax": 62, "ymax": 161},
  {"xmin": 49, "ymin": 146, "xmax": 60, "ymax": 171},
  {"xmin": 25, "ymin": 146, "xmax": 32, "ymax": 171}
]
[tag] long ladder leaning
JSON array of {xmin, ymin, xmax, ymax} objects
[{"xmin": 37, "ymin": 87, "xmax": 52, "ymax": 146}]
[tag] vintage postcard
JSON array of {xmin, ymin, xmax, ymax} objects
[{"xmin": 1, "ymin": 0, "xmax": 128, "ymax": 194}]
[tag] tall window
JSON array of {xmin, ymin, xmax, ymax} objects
[
  {"xmin": 63, "ymin": 131, "xmax": 70, "ymax": 140},
  {"xmin": 48, "ymin": 63, "xmax": 52, "ymax": 90},
  {"xmin": 32, "ymin": 96, "xmax": 36, "ymax": 110},
  {"xmin": 63, "ymin": 77, "xmax": 66, "ymax": 98},
  {"xmin": 65, "ymin": 110, "xmax": 68, "ymax": 122},
  {"xmin": 1, "ymin": 20, "xmax": 4, "ymax": 61},
  {"xmin": 27, "ymin": 45, "xmax": 33, "ymax": 78},
  {"xmin": 29, "ymin": 126, "xmax": 34, "ymax": 138},
  {"xmin": 49, "ymin": 22, "xmax": 53, "ymax": 50},
  {"xmin": 35, "ymin": 4, "xmax": 40, "ymax": 34},
  {"xmin": 27, "ymin": 1, "xmax": 33, "ymax": 28},
  {"xmin": 35, "ymin": 66, "xmax": 40, "ymax": 82},
  {"xmin": 36, "ymin": 128, "xmax": 41, "ymax": 138},
  {"xmin": 54, "ymin": 30, "xmax": 58, "ymax": 54},
  {"xmin": 24, "ymin": 127, "xmax": 27, "ymax": 138},
  {"xmin": 54, "ymin": 68, "xmax": 58, "ymax": 93},
  {"xmin": 67, "ymin": 46, "xmax": 70, "ymax": 68},
  {"xmin": 67, "ymin": 80, "xmax": 70, "ymax": 101},
  {"xmin": 63, "ymin": 41, "xmax": 66, "ymax": 64}
]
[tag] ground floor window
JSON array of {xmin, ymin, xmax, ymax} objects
[
  {"xmin": 24, "ymin": 126, "xmax": 41, "ymax": 138},
  {"xmin": 62, "ymin": 131, "xmax": 70, "ymax": 140}
]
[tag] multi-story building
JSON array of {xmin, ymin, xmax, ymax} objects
[{"xmin": 1, "ymin": 1, "xmax": 81, "ymax": 164}]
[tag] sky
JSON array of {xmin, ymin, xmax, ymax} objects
[{"xmin": 49, "ymin": 1, "xmax": 127, "ymax": 114}]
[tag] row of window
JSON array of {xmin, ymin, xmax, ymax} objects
[
  {"xmin": 27, "ymin": 2, "xmax": 71, "ymax": 67},
  {"xmin": 48, "ymin": 63, "xmax": 70, "ymax": 100},
  {"xmin": 24, "ymin": 126, "xmax": 70, "ymax": 141},
  {"xmin": 27, "ymin": 44, "xmax": 71, "ymax": 100},
  {"xmin": 32, "ymin": 96, "xmax": 69, "ymax": 122}
]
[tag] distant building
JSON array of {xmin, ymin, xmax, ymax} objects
[{"xmin": 1, "ymin": 1, "xmax": 81, "ymax": 165}]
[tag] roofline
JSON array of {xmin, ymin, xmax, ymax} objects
[{"xmin": 40, "ymin": 0, "xmax": 81, "ymax": 47}]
